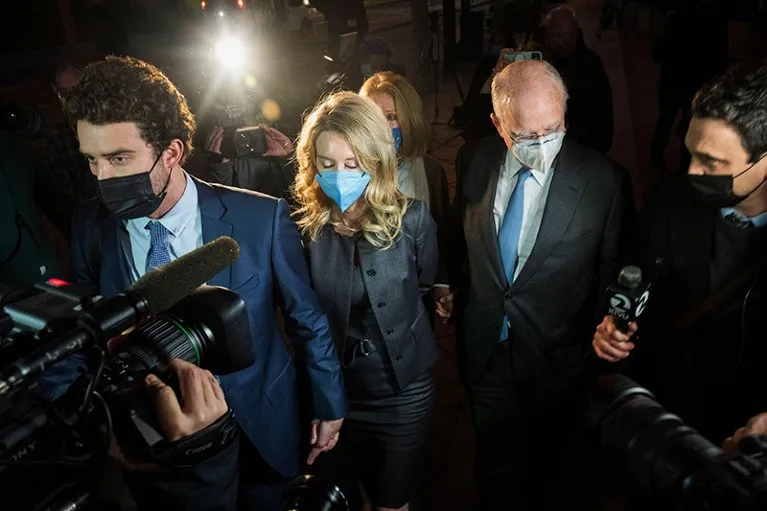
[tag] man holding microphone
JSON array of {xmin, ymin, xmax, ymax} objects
[{"xmin": 593, "ymin": 65, "xmax": 767, "ymax": 445}]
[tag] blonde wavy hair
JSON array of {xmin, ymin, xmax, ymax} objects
[
  {"xmin": 359, "ymin": 71, "xmax": 431, "ymax": 159},
  {"xmin": 293, "ymin": 92, "xmax": 408, "ymax": 250}
]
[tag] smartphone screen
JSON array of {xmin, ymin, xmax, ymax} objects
[{"xmin": 502, "ymin": 51, "xmax": 543, "ymax": 63}]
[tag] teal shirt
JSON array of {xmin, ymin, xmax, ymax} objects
[{"xmin": 0, "ymin": 131, "xmax": 64, "ymax": 287}]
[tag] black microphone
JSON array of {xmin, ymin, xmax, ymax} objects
[
  {"xmin": 606, "ymin": 266, "xmax": 651, "ymax": 334},
  {"xmin": 0, "ymin": 237, "xmax": 240, "ymax": 395}
]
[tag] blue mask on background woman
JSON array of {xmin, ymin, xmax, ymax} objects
[
  {"xmin": 391, "ymin": 127, "xmax": 402, "ymax": 153},
  {"xmin": 315, "ymin": 171, "xmax": 371, "ymax": 212}
]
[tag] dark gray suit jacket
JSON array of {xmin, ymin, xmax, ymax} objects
[
  {"xmin": 452, "ymin": 136, "xmax": 635, "ymax": 398},
  {"xmin": 306, "ymin": 199, "xmax": 439, "ymax": 392}
]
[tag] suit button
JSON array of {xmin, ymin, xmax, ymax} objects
[
  {"xmin": 504, "ymin": 291, "xmax": 512, "ymax": 301},
  {"xmin": 377, "ymin": 302, "xmax": 386, "ymax": 308},
  {"xmin": 394, "ymin": 354, "xmax": 403, "ymax": 361},
  {"xmin": 366, "ymin": 269, "xmax": 377, "ymax": 277},
  {"xmin": 386, "ymin": 328, "xmax": 394, "ymax": 335},
  {"xmin": 492, "ymin": 321, "xmax": 500, "ymax": 328}
]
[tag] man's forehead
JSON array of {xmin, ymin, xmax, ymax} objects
[
  {"xmin": 76, "ymin": 121, "xmax": 147, "ymax": 153},
  {"xmin": 687, "ymin": 118, "xmax": 745, "ymax": 158}
]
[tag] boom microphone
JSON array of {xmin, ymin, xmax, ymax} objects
[
  {"xmin": 0, "ymin": 237, "xmax": 241, "ymax": 394},
  {"xmin": 129, "ymin": 236, "xmax": 240, "ymax": 315}
]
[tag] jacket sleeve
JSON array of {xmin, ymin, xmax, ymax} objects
[
  {"xmin": 125, "ymin": 437, "xmax": 240, "ymax": 511},
  {"xmin": 423, "ymin": 156, "xmax": 452, "ymax": 286},
  {"xmin": 69, "ymin": 203, "xmax": 99, "ymax": 293},
  {"xmin": 413, "ymin": 200, "xmax": 439, "ymax": 292},
  {"xmin": 449, "ymin": 147, "xmax": 470, "ymax": 300},
  {"xmin": 270, "ymin": 199, "xmax": 348, "ymax": 420}
]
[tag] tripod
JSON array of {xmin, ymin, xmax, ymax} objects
[{"xmin": 414, "ymin": 8, "xmax": 465, "ymax": 124}]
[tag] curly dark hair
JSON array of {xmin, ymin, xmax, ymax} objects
[
  {"xmin": 692, "ymin": 65, "xmax": 767, "ymax": 163},
  {"xmin": 61, "ymin": 56, "xmax": 196, "ymax": 162}
]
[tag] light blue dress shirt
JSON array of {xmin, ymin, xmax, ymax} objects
[
  {"xmin": 493, "ymin": 150, "xmax": 555, "ymax": 281},
  {"xmin": 124, "ymin": 171, "xmax": 203, "ymax": 281},
  {"xmin": 720, "ymin": 207, "xmax": 767, "ymax": 228}
]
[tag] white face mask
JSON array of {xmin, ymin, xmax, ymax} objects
[{"xmin": 511, "ymin": 131, "xmax": 566, "ymax": 173}]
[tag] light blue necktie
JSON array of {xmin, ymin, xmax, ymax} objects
[
  {"xmin": 498, "ymin": 168, "xmax": 532, "ymax": 342},
  {"xmin": 145, "ymin": 221, "xmax": 172, "ymax": 273}
]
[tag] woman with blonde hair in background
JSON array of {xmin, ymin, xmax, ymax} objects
[
  {"xmin": 359, "ymin": 71, "xmax": 453, "ymax": 324},
  {"xmin": 293, "ymin": 91, "xmax": 438, "ymax": 511}
]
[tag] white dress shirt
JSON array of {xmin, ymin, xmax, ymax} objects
[
  {"xmin": 493, "ymin": 151, "xmax": 555, "ymax": 281},
  {"xmin": 124, "ymin": 171, "xmax": 203, "ymax": 280}
]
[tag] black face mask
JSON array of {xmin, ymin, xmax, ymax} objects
[
  {"xmin": 686, "ymin": 155, "xmax": 767, "ymax": 208},
  {"xmin": 98, "ymin": 151, "xmax": 172, "ymax": 219}
]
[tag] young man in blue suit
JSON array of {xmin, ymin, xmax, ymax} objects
[{"xmin": 55, "ymin": 56, "xmax": 347, "ymax": 510}]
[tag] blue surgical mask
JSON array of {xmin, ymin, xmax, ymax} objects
[
  {"xmin": 391, "ymin": 127, "xmax": 402, "ymax": 153},
  {"xmin": 315, "ymin": 171, "xmax": 371, "ymax": 212}
]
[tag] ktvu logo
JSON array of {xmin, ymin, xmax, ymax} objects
[{"xmin": 609, "ymin": 294, "xmax": 632, "ymax": 321}]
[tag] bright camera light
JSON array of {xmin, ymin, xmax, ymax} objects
[
  {"xmin": 218, "ymin": 10, "xmax": 225, "ymax": 17},
  {"xmin": 303, "ymin": 0, "xmax": 311, "ymax": 6},
  {"xmin": 215, "ymin": 37, "xmax": 248, "ymax": 70}
]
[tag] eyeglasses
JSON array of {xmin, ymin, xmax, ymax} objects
[{"xmin": 504, "ymin": 125, "xmax": 566, "ymax": 145}]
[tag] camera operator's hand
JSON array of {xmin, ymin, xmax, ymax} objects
[
  {"xmin": 204, "ymin": 126, "xmax": 230, "ymax": 163},
  {"xmin": 723, "ymin": 412, "xmax": 767, "ymax": 453},
  {"xmin": 147, "ymin": 359, "xmax": 229, "ymax": 442},
  {"xmin": 306, "ymin": 418, "xmax": 343, "ymax": 465},
  {"xmin": 592, "ymin": 315, "xmax": 637, "ymax": 362},
  {"xmin": 261, "ymin": 124, "xmax": 295, "ymax": 157}
]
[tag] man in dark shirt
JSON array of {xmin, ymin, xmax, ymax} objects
[
  {"xmin": 543, "ymin": 6, "xmax": 614, "ymax": 154},
  {"xmin": 593, "ymin": 65, "xmax": 767, "ymax": 447}
]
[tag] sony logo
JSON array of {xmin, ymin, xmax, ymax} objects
[{"xmin": 9, "ymin": 441, "xmax": 36, "ymax": 462}]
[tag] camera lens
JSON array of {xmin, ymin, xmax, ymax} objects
[
  {"xmin": 280, "ymin": 475, "xmax": 349, "ymax": 511},
  {"xmin": 585, "ymin": 375, "xmax": 722, "ymax": 499},
  {"xmin": 112, "ymin": 313, "xmax": 215, "ymax": 372},
  {"xmin": 0, "ymin": 103, "xmax": 43, "ymax": 138}
]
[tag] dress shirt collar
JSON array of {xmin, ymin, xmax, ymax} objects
[
  {"xmin": 126, "ymin": 170, "xmax": 198, "ymax": 237},
  {"xmin": 720, "ymin": 207, "xmax": 767, "ymax": 228}
]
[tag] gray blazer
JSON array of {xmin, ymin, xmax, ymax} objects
[{"xmin": 306, "ymin": 199, "xmax": 439, "ymax": 392}]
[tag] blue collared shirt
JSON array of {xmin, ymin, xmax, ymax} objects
[
  {"xmin": 719, "ymin": 207, "xmax": 767, "ymax": 228},
  {"xmin": 124, "ymin": 171, "xmax": 203, "ymax": 280}
]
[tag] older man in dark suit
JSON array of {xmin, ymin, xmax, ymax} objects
[{"xmin": 449, "ymin": 60, "xmax": 635, "ymax": 510}]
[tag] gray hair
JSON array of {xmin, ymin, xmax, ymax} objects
[{"xmin": 491, "ymin": 60, "xmax": 569, "ymax": 119}]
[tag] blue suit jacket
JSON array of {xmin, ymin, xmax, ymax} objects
[{"xmin": 66, "ymin": 177, "xmax": 347, "ymax": 476}]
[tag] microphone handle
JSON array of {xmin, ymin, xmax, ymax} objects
[{"xmin": 614, "ymin": 315, "xmax": 629, "ymax": 334}]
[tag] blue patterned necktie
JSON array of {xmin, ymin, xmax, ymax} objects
[
  {"xmin": 497, "ymin": 168, "xmax": 532, "ymax": 341},
  {"xmin": 145, "ymin": 221, "xmax": 172, "ymax": 273}
]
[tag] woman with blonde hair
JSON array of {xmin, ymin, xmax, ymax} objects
[
  {"xmin": 360, "ymin": 71, "xmax": 453, "ymax": 323},
  {"xmin": 293, "ymin": 91, "xmax": 438, "ymax": 511}
]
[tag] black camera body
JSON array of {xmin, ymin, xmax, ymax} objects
[
  {"xmin": 0, "ymin": 280, "xmax": 252, "ymax": 509},
  {"xmin": 220, "ymin": 125, "xmax": 268, "ymax": 159}
]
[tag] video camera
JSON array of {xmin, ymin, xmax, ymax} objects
[
  {"xmin": 0, "ymin": 237, "xmax": 250, "ymax": 509},
  {"xmin": 0, "ymin": 236, "xmax": 350, "ymax": 511},
  {"xmin": 585, "ymin": 374, "xmax": 767, "ymax": 510}
]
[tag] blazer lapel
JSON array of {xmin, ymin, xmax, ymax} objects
[
  {"xmin": 465, "ymin": 138, "xmax": 507, "ymax": 290},
  {"xmin": 195, "ymin": 178, "xmax": 233, "ymax": 288},
  {"xmin": 512, "ymin": 141, "xmax": 586, "ymax": 291},
  {"xmin": 101, "ymin": 215, "xmax": 132, "ymax": 295}
]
